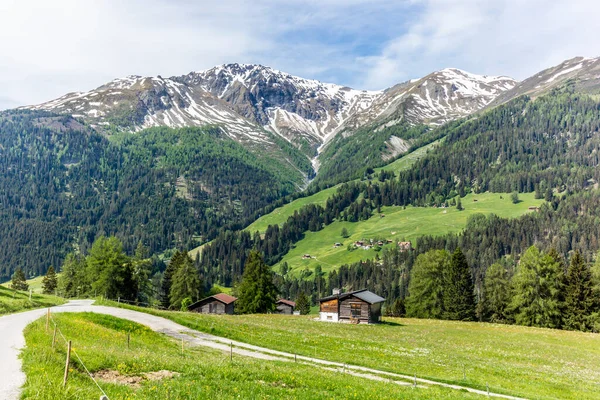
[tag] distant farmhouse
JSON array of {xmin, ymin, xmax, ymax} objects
[
  {"xmin": 187, "ymin": 293, "xmax": 237, "ymax": 315},
  {"xmin": 319, "ymin": 289, "xmax": 385, "ymax": 324},
  {"xmin": 276, "ymin": 299, "xmax": 296, "ymax": 314},
  {"xmin": 398, "ymin": 241, "xmax": 412, "ymax": 252}
]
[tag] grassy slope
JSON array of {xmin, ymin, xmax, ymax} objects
[
  {"xmin": 22, "ymin": 313, "xmax": 476, "ymax": 399},
  {"xmin": 96, "ymin": 301, "xmax": 600, "ymax": 400},
  {"xmin": 374, "ymin": 139, "xmax": 442, "ymax": 174},
  {"xmin": 0, "ymin": 275, "xmax": 55, "ymax": 294},
  {"xmin": 278, "ymin": 192, "xmax": 544, "ymax": 274},
  {"xmin": 189, "ymin": 140, "xmax": 443, "ymax": 259},
  {"xmin": 0, "ymin": 285, "xmax": 64, "ymax": 315}
]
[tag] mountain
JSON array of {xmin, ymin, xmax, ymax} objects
[
  {"xmin": 24, "ymin": 64, "xmax": 516, "ymax": 161},
  {"xmin": 489, "ymin": 56, "xmax": 600, "ymax": 107},
  {"xmin": 341, "ymin": 68, "xmax": 516, "ymax": 130}
]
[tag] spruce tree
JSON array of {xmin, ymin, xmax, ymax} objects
[
  {"xmin": 236, "ymin": 250, "xmax": 278, "ymax": 314},
  {"xmin": 42, "ymin": 266, "xmax": 58, "ymax": 294},
  {"xmin": 11, "ymin": 268, "xmax": 29, "ymax": 291},
  {"xmin": 443, "ymin": 248, "xmax": 476, "ymax": 321},
  {"xmin": 591, "ymin": 252, "xmax": 600, "ymax": 331},
  {"xmin": 296, "ymin": 291, "xmax": 310, "ymax": 315},
  {"xmin": 161, "ymin": 250, "xmax": 185, "ymax": 308},
  {"xmin": 563, "ymin": 251, "xmax": 594, "ymax": 331},
  {"xmin": 169, "ymin": 255, "xmax": 202, "ymax": 310}
]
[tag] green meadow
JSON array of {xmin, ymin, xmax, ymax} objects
[
  {"xmin": 97, "ymin": 301, "xmax": 600, "ymax": 400},
  {"xmin": 375, "ymin": 139, "xmax": 442, "ymax": 175},
  {"xmin": 22, "ymin": 312, "xmax": 479, "ymax": 399},
  {"xmin": 277, "ymin": 192, "xmax": 544, "ymax": 274},
  {"xmin": 0, "ymin": 285, "xmax": 64, "ymax": 315}
]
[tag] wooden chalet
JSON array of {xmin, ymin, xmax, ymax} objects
[
  {"xmin": 276, "ymin": 299, "xmax": 296, "ymax": 314},
  {"xmin": 398, "ymin": 241, "xmax": 412, "ymax": 252},
  {"xmin": 187, "ymin": 293, "xmax": 237, "ymax": 315},
  {"xmin": 319, "ymin": 289, "xmax": 385, "ymax": 324}
]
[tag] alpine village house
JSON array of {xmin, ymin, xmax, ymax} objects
[
  {"xmin": 319, "ymin": 289, "xmax": 385, "ymax": 323},
  {"xmin": 187, "ymin": 293, "xmax": 237, "ymax": 315}
]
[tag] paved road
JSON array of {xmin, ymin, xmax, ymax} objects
[{"xmin": 0, "ymin": 301, "xmax": 527, "ymax": 400}]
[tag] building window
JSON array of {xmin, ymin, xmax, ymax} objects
[
  {"xmin": 327, "ymin": 315, "xmax": 332, "ymax": 320},
  {"xmin": 351, "ymin": 303, "xmax": 362, "ymax": 318}
]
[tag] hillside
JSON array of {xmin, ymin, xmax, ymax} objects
[
  {"xmin": 276, "ymin": 192, "xmax": 544, "ymax": 275},
  {"xmin": 23, "ymin": 312, "xmax": 482, "ymax": 399},
  {"xmin": 0, "ymin": 111, "xmax": 308, "ymax": 280},
  {"xmin": 101, "ymin": 301, "xmax": 600, "ymax": 400},
  {"xmin": 0, "ymin": 285, "xmax": 64, "ymax": 315}
]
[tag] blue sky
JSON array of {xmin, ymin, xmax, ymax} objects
[{"xmin": 1, "ymin": 0, "xmax": 599, "ymax": 109}]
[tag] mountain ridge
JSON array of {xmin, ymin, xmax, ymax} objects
[{"xmin": 22, "ymin": 62, "xmax": 518, "ymax": 160}]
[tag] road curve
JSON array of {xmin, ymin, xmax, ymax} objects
[{"xmin": 0, "ymin": 300, "xmax": 527, "ymax": 400}]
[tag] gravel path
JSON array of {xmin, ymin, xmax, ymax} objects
[{"xmin": 0, "ymin": 300, "xmax": 527, "ymax": 399}]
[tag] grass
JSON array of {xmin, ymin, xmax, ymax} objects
[
  {"xmin": 95, "ymin": 301, "xmax": 600, "ymax": 400},
  {"xmin": 0, "ymin": 285, "xmax": 64, "ymax": 315},
  {"xmin": 277, "ymin": 192, "xmax": 545, "ymax": 274},
  {"xmin": 245, "ymin": 140, "xmax": 444, "ymax": 236},
  {"xmin": 375, "ymin": 139, "xmax": 443, "ymax": 175},
  {"xmin": 245, "ymin": 186, "xmax": 341, "ymax": 234},
  {"xmin": 188, "ymin": 141, "xmax": 443, "ymax": 259},
  {"xmin": 22, "ymin": 313, "xmax": 479, "ymax": 399},
  {"xmin": 0, "ymin": 274, "xmax": 57, "ymax": 294}
]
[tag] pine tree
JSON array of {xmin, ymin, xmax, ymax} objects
[
  {"xmin": 11, "ymin": 268, "xmax": 29, "ymax": 291},
  {"xmin": 169, "ymin": 255, "xmax": 202, "ymax": 310},
  {"xmin": 86, "ymin": 236, "xmax": 132, "ymax": 300},
  {"xmin": 456, "ymin": 197, "xmax": 463, "ymax": 211},
  {"xmin": 406, "ymin": 249, "xmax": 450, "ymax": 318},
  {"xmin": 591, "ymin": 252, "xmax": 600, "ymax": 331},
  {"xmin": 296, "ymin": 291, "xmax": 310, "ymax": 315},
  {"xmin": 236, "ymin": 251, "xmax": 278, "ymax": 314},
  {"xmin": 563, "ymin": 251, "xmax": 594, "ymax": 331},
  {"xmin": 58, "ymin": 253, "xmax": 88, "ymax": 298},
  {"xmin": 341, "ymin": 227, "xmax": 349, "ymax": 238},
  {"xmin": 42, "ymin": 266, "xmax": 58, "ymax": 294},
  {"xmin": 443, "ymin": 248, "xmax": 476, "ymax": 321},
  {"xmin": 481, "ymin": 263, "xmax": 511, "ymax": 322},
  {"xmin": 509, "ymin": 246, "xmax": 562, "ymax": 328}
]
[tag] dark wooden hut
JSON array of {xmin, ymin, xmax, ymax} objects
[
  {"xmin": 276, "ymin": 299, "xmax": 296, "ymax": 314},
  {"xmin": 187, "ymin": 293, "xmax": 237, "ymax": 315}
]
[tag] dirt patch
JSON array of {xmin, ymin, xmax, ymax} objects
[{"xmin": 92, "ymin": 369, "xmax": 180, "ymax": 388}]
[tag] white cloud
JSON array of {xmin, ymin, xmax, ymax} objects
[
  {"xmin": 0, "ymin": 0, "xmax": 599, "ymax": 108},
  {"xmin": 358, "ymin": 0, "xmax": 600, "ymax": 89}
]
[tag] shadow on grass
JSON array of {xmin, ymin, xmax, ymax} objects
[{"xmin": 380, "ymin": 320, "xmax": 404, "ymax": 327}]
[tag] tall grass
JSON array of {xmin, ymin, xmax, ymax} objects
[{"xmin": 22, "ymin": 313, "xmax": 477, "ymax": 399}]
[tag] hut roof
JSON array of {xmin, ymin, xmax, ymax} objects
[
  {"xmin": 277, "ymin": 299, "xmax": 296, "ymax": 307},
  {"xmin": 319, "ymin": 289, "xmax": 385, "ymax": 304},
  {"xmin": 187, "ymin": 293, "xmax": 237, "ymax": 310}
]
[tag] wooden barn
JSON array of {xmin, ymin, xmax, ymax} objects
[
  {"xmin": 187, "ymin": 293, "xmax": 237, "ymax": 315},
  {"xmin": 276, "ymin": 299, "xmax": 296, "ymax": 314},
  {"xmin": 319, "ymin": 289, "xmax": 385, "ymax": 324}
]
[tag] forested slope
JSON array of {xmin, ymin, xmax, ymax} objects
[{"xmin": 0, "ymin": 110, "xmax": 306, "ymax": 280}]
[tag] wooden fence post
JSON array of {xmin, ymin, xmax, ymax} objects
[
  {"xmin": 46, "ymin": 308, "xmax": 50, "ymax": 332},
  {"xmin": 52, "ymin": 326, "xmax": 57, "ymax": 349},
  {"xmin": 127, "ymin": 333, "xmax": 130, "ymax": 349},
  {"xmin": 230, "ymin": 342, "xmax": 233, "ymax": 362},
  {"xmin": 63, "ymin": 341, "xmax": 72, "ymax": 387}
]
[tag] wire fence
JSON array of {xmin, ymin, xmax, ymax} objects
[{"xmin": 50, "ymin": 312, "xmax": 110, "ymax": 400}]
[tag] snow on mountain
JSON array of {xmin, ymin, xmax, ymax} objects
[
  {"xmin": 340, "ymin": 68, "xmax": 516, "ymax": 136},
  {"xmin": 489, "ymin": 56, "xmax": 600, "ymax": 107},
  {"xmin": 181, "ymin": 64, "xmax": 381, "ymax": 147},
  {"xmin": 23, "ymin": 63, "xmax": 517, "ymax": 157}
]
